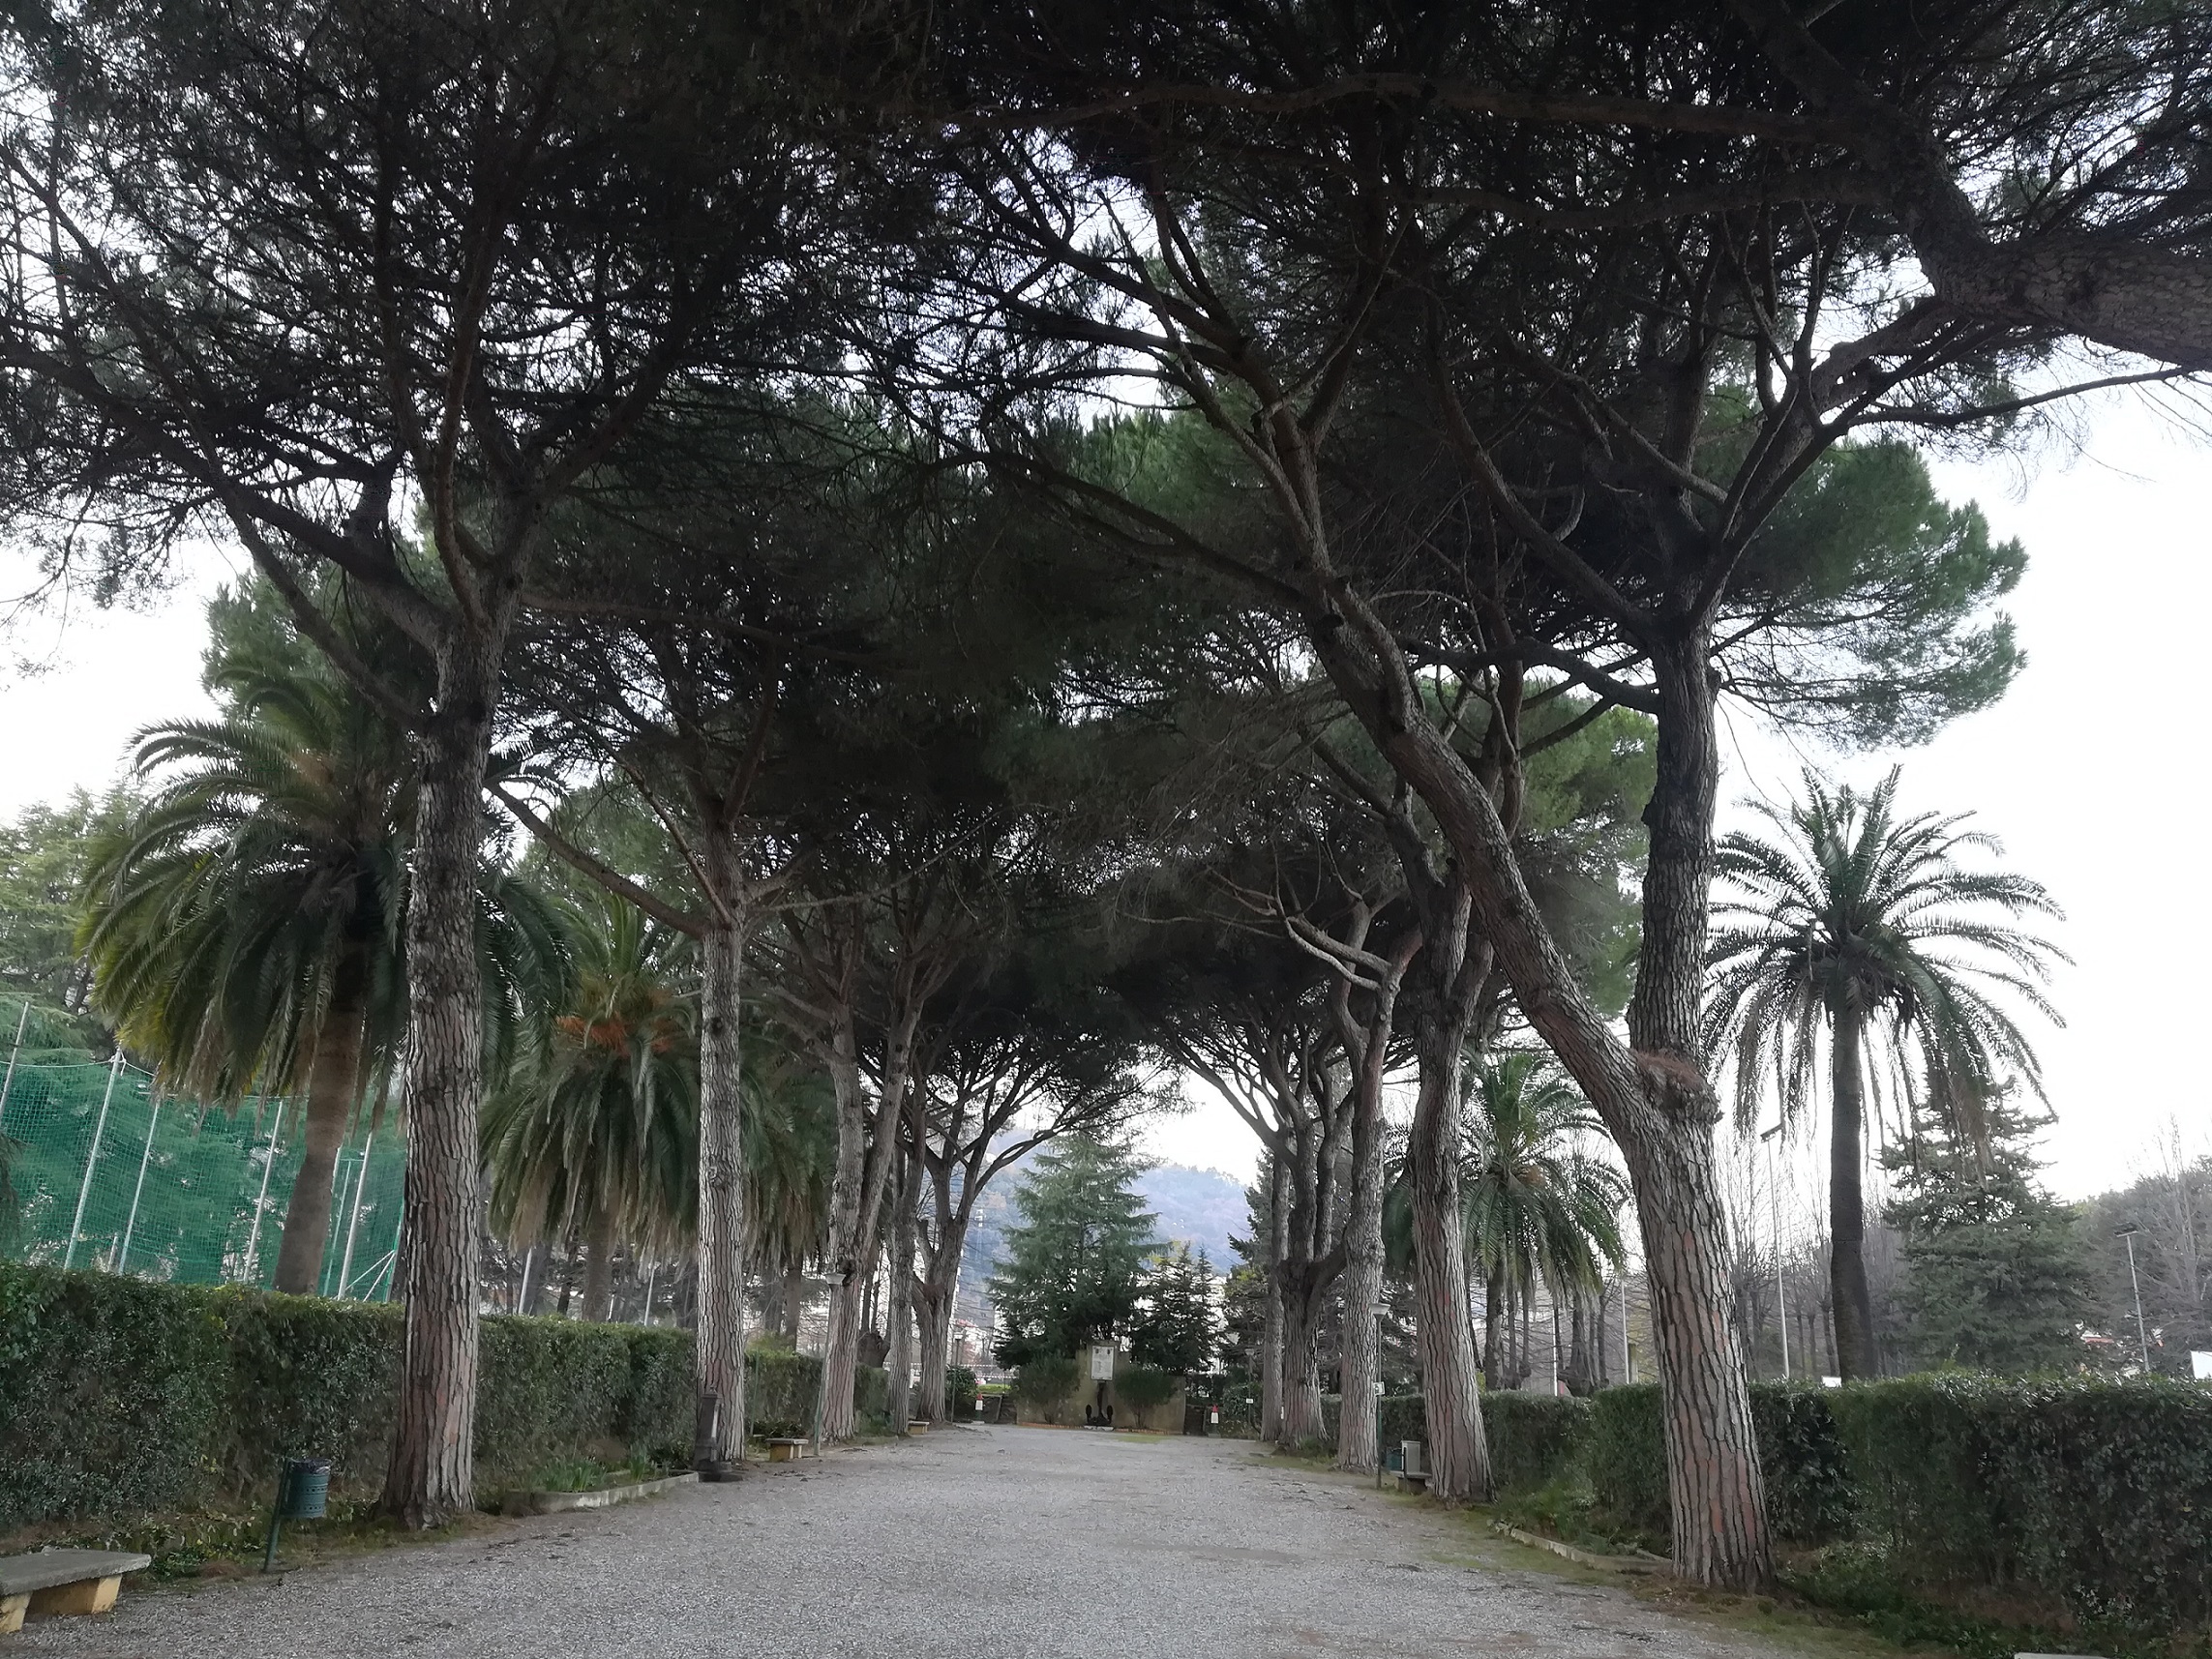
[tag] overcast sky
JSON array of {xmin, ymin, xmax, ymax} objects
[{"xmin": 4, "ymin": 394, "xmax": 2203, "ymax": 1206}]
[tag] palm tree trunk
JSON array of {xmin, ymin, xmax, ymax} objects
[
  {"xmin": 272, "ymin": 936, "xmax": 373, "ymax": 1295},
  {"xmin": 581, "ymin": 1200, "xmax": 615, "ymax": 1323},
  {"xmin": 1481, "ymin": 1265, "xmax": 1504, "ymax": 1388},
  {"xmin": 780, "ymin": 1259, "xmax": 805, "ymax": 1344},
  {"xmin": 1829, "ymin": 1001, "xmax": 1879, "ymax": 1378},
  {"xmin": 694, "ymin": 890, "xmax": 747, "ymax": 1467}
]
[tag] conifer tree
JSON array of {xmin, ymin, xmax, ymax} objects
[
  {"xmin": 989, "ymin": 1137, "xmax": 1161, "ymax": 1368},
  {"xmin": 1887, "ymin": 1105, "xmax": 2091, "ymax": 1375},
  {"xmin": 1131, "ymin": 1244, "xmax": 1220, "ymax": 1378}
]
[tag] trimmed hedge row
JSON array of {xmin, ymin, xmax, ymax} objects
[
  {"xmin": 0, "ymin": 1263, "xmax": 882, "ymax": 1533},
  {"xmin": 1322, "ymin": 1375, "xmax": 2212, "ymax": 1630}
]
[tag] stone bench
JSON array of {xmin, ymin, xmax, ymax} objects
[
  {"xmin": 765, "ymin": 1437, "xmax": 810, "ymax": 1463},
  {"xmin": 0, "ymin": 1549, "xmax": 154, "ymax": 1633}
]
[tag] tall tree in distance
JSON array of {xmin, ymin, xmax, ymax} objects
[
  {"xmin": 1129, "ymin": 1244, "xmax": 1220, "ymax": 1378},
  {"xmin": 1705, "ymin": 769, "xmax": 2066, "ymax": 1378},
  {"xmin": 989, "ymin": 1137, "xmax": 1161, "ymax": 1370},
  {"xmin": 1886, "ymin": 1100, "xmax": 2089, "ymax": 1375}
]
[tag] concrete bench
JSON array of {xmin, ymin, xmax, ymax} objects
[
  {"xmin": 0, "ymin": 1549, "xmax": 154, "ymax": 1632},
  {"xmin": 765, "ymin": 1437, "xmax": 810, "ymax": 1463}
]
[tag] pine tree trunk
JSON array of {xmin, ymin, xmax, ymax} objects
[
  {"xmin": 913, "ymin": 1215, "xmax": 966, "ymax": 1425},
  {"xmin": 1334, "ymin": 1149, "xmax": 1385, "ymax": 1472},
  {"xmin": 581, "ymin": 1200, "xmax": 615, "ymax": 1323},
  {"xmin": 882, "ymin": 1146, "xmax": 917, "ymax": 1435},
  {"xmin": 272, "ymin": 936, "xmax": 373, "ymax": 1295},
  {"xmin": 694, "ymin": 898, "xmax": 747, "ymax": 1463},
  {"xmin": 1277, "ymin": 1275, "xmax": 1325, "ymax": 1443},
  {"xmin": 816, "ymin": 1000, "xmax": 903, "ymax": 1441},
  {"xmin": 1828, "ymin": 1000, "xmax": 1879, "ymax": 1378},
  {"xmin": 382, "ymin": 631, "xmax": 504, "ymax": 1527},
  {"xmin": 1260, "ymin": 1157, "xmax": 1286, "ymax": 1443},
  {"xmin": 1307, "ymin": 592, "xmax": 1770, "ymax": 1579},
  {"xmin": 1404, "ymin": 940, "xmax": 1494, "ymax": 1502}
]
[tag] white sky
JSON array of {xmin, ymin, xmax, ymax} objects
[{"xmin": 4, "ymin": 396, "xmax": 2203, "ymax": 1204}]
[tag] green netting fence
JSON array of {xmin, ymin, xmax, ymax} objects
[{"xmin": 0, "ymin": 1033, "xmax": 404, "ymax": 1297}]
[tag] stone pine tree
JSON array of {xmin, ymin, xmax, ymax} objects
[{"xmin": 988, "ymin": 1137, "xmax": 1162, "ymax": 1371}]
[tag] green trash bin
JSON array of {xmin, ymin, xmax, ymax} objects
[{"xmin": 262, "ymin": 1457, "xmax": 331, "ymax": 1571}]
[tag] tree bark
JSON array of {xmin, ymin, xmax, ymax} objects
[
  {"xmin": 780, "ymin": 1259, "xmax": 805, "ymax": 1345},
  {"xmin": 1260, "ymin": 1155, "xmax": 1286, "ymax": 1443},
  {"xmin": 272, "ymin": 935, "xmax": 373, "ymax": 1295},
  {"xmin": 1828, "ymin": 1000, "xmax": 1878, "ymax": 1379},
  {"xmin": 882, "ymin": 1144, "xmax": 918, "ymax": 1435},
  {"xmin": 1404, "ymin": 939, "xmax": 1494, "ymax": 1501},
  {"xmin": 381, "ymin": 629, "xmax": 506, "ymax": 1526},
  {"xmin": 816, "ymin": 991, "xmax": 906, "ymax": 1441},
  {"xmin": 1334, "ymin": 1141, "xmax": 1385, "ymax": 1472},
  {"xmin": 1277, "ymin": 1272, "xmax": 1326, "ymax": 1444},
  {"xmin": 913, "ymin": 1214, "xmax": 967, "ymax": 1425},
  {"xmin": 581, "ymin": 1200, "xmax": 615, "ymax": 1324},
  {"xmin": 695, "ymin": 891, "xmax": 746, "ymax": 1465}
]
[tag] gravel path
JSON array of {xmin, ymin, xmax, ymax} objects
[{"xmin": 15, "ymin": 1427, "xmax": 1834, "ymax": 1658}]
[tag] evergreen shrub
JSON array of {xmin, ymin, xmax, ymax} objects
[
  {"xmin": 944, "ymin": 1364, "xmax": 977, "ymax": 1418},
  {"xmin": 1482, "ymin": 1393, "xmax": 1592, "ymax": 1493},
  {"xmin": 0, "ymin": 1262, "xmax": 874, "ymax": 1533}
]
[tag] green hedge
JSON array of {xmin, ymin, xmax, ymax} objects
[
  {"xmin": 1318, "ymin": 1392, "xmax": 1586, "ymax": 1493},
  {"xmin": 0, "ymin": 1262, "xmax": 878, "ymax": 1533},
  {"xmin": 1828, "ymin": 1375, "xmax": 2212, "ymax": 1629}
]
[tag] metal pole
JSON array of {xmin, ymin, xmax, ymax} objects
[
  {"xmin": 641, "ymin": 1260, "xmax": 656, "ymax": 1327},
  {"xmin": 518, "ymin": 1241, "xmax": 537, "ymax": 1315},
  {"xmin": 63, "ymin": 1051, "xmax": 125, "ymax": 1270},
  {"xmin": 337, "ymin": 1130, "xmax": 374, "ymax": 1296},
  {"xmin": 115, "ymin": 1091, "xmax": 164, "ymax": 1274},
  {"xmin": 2121, "ymin": 1229, "xmax": 2152, "ymax": 1372},
  {"xmin": 0, "ymin": 999, "xmax": 29, "ymax": 1128},
  {"xmin": 1763, "ymin": 1122, "xmax": 1789, "ymax": 1380},
  {"xmin": 320, "ymin": 1151, "xmax": 357, "ymax": 1296},
  {"xmin": 244, "ymin": 1100, "xmax": 284, "ymax": 1284},
  {"xmin": 1621, "ymin": 1274, "xmax": 1633, "ymax": 1383}
]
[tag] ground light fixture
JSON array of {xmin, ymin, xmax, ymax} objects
[{"xmin": 260, "ymin": 1457, "xmax": 330, "ymax": 1572}]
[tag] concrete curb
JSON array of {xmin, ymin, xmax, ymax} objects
[
  {"xmin": 1490, "ymin": 1522, "xmax": 1673, "ymax": 1576},
  {"xmin": 522, "ymin": 1471, "xmax": 700, "ymax": 1514}
]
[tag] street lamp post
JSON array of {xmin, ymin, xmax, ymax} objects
[
  {"xmin": 1762, "ymin": 1122, "xmax": 1789, "ymax": 1380},
  {"xmin": 2116, "ymin": 1225, "xmax": 2152, "ymax": 1373}
]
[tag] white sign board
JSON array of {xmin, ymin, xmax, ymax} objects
[
  {"xmin": 2192, "ymin": 1350, "xmax": 2212, "ymax": 1381},
  {"xmin": 1090, "ymin": 1344, "xmax": 1117, "ymax": 1381}
]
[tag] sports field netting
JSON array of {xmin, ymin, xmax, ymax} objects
[{"xmin": 0, "ymin": 1050, "xmax": 404, "ymax": 1296}]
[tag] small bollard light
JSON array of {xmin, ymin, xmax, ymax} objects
[{"xmin": 261, "ymin": 1457, "xmax": 331, "ymax": 1572}]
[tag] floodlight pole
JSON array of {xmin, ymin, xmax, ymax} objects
[
  {"xmin": 0, "ymin": 999, "xmax": 28, "ymax": 1125},
  {"xmin": 243, "ymin": 1100, "xmax": 284, "ymax": 1285},
  {"xmin": 337, "ymin": 1130, "xmax": 374, "ymax": 1296},
  {"xmin": 62, "ymin": 1050, "xmax": 124, "ymax": 1270},
  {"xmin": 2118, "ymin": 1227, "xmax": 2151, "ymax": 1372},
  {"xmin": 115, "ymin": 1091, "xmax": 164, "ymax": 1274},
  {"xmin": 1763, "ymin": 1121, "xmax": 1789, "ymax": 1380}
]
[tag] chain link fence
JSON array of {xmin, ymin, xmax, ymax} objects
[{"xmin": 0, "ymin": 1034, "xmax": 404, "ymax": 1296}]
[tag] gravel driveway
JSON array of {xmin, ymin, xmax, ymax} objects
[{"xmin": 15, "ymin": 1427, "xmax": 1842, "ymax": 1658}]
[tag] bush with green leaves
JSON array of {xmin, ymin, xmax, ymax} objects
[
  {"xmin": 0, "ymin": 1262, "xmax": 886, "ymax": 1533},
  {"xmin": 944, "ymin": 1364, "xmax": 977, "ymax": 1418}
]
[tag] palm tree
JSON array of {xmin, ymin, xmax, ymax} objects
[
  {"xmin": 1457, "ymin": 1051, "xmax": 1628, "ymax": 1389},
  {"xmin": 742, "ymin": 1035, "xmax": 836, "ymax": 1343},
  {"xmin": 485, "ymin": 893, "xmax": 697, "ymax": 1320},
  {"xmin": 1704, "ymin": 768, "xmax": 2064, "ymax": 1378},
  {"xmin": 81, "ymin": 639, "xmax": 415, "ymax": 1294}
]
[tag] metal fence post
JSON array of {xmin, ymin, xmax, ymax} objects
[
  {"xmin": 337, "ymin": 1130, "xmax": 374, "ymax": 1296},
  {"xmin": 0, "ymin": 999, "xmax": 28, "ymax": 1128},
  {"xmin": 243, "ymin": 1100, "xmax": 284, "ymax": 1285},
  {"xmin": 62, "ymin": 1050, "xmax": 124, "ymax": 1270},
  {"xmin": 114, "ymin": 1091, "xmax": 164, "ymax": 1274}
]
